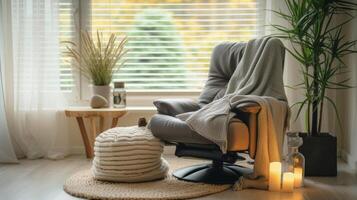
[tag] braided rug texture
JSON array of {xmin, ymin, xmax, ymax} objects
[{"xmin": 64, "ymin": 157, "xmax": 231, "ymax": 200}]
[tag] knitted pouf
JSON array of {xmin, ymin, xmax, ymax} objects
[{"xmin": 92, "ymin": 126, "xmax": 169, "ymax": 182}]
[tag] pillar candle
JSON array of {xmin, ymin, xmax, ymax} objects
[
  {"xmin": 294, "ymin": 167, "xmax": 303, "ymax": 188},
  {"xmin": 269, "ymin": 162, "xmax": 282, "ymax": 191},
  {"xmin": 282, "ymin": 172, "xmax": 294, "ymax": 192}
]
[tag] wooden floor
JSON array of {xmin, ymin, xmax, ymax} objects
[{"xmin": 0, "ymin": 155, "xmax": 356, "ymax": 200}]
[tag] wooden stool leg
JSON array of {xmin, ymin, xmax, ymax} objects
[
  {"xmin": 75, "ymin": 117, "xmax": 93, "ymax": 158},
  {"xmin": 99, "ymin": 116, "xmax": 105, "ymax": 133},
  {"xmin": 90, "ymin": 117, "xmax": 97, "ymax": 145},
  {"xmin": 111, "ymin": 117, "xmax": 119, "ymax": 128}
]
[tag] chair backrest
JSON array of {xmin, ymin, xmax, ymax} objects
[
  {"xmin": 199, "ymin": 38, "xmax": 286, "ymax": 106},
  {"xmin": 198, "ymin": 42, "xmax": 246, "ymax": 106}
]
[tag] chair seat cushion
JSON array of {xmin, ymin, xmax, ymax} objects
[
  {"xmin": 153, "ymin": 99, "xmax": 201, "ymax": 116},
  {"xmin": 149, "ymin": 114, "xmax": 213, "ymax": 145},
  {"xmin": 149, "ymin": 114, "xmax": 249, "ymax": 151}
]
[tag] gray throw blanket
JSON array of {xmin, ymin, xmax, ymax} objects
[{"xmin": 177, "ymin": 37, "xmax": 289, "ymax": 189}]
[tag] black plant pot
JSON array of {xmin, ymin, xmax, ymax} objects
[{"xmin": 298, "ymin": 132, "xmax": 337, "ymax": 177}]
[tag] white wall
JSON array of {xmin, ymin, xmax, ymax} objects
[
  {"xmin": 266, "ymin": 0, "xmax": 307, "ymax": 132},
  {"xmin": 338, "ymin": 10, "xmax": 357, "ymax": 172}
]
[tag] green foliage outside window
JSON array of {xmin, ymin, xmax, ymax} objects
[{"xmin": 118, "ymin": 9, "xmax": 187, "ymax": 89}]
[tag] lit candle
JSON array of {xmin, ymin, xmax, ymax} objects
[
  {"xmin": 294, "ymin": 167, "xmax": 303, "ymax": 188},
  {"xmin": 269, "ymin": 162, "xmax": 282, "ymax": 191},
  {"xmin": 282, "ymin": 172, "xmax": 294, "ymax": 192}
]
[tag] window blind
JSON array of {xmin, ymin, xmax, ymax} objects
[
  {"xmin": 59, "ymin": 0, "xmax": 75, "ymax": 91},
  {"xmin": 91, "ymin": 0, "xmax": 264, "ymax": 91}
]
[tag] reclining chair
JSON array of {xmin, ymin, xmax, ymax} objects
[{"xmin": 149, "ymin": 42, "xmax": 264, "ymax": 184}]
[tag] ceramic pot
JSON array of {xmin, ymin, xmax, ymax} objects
[{"xmin": 92, "ymin": 85, "xmax": 111, "ymax": 107}]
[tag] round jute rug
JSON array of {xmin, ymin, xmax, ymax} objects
[{"xmin": 64, "ymin": 157, "xmax": 233, "ymax": 200}]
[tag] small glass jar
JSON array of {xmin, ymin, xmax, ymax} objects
[
  {"xmin": 284, "ymin": 132, "xmax": 305, "ymax": 188},
  {"xmin": 113, "ymin": 82, "xmax": 126, "ymax": 108}
]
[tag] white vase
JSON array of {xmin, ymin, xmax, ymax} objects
[{"xmin": 92, "ymin": 85, "xmax": 111, "ymax": 107}]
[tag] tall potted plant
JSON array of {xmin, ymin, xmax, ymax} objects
[
  {"xmin": 64, "ymin": 31, "xmax": 128, "ymax": 107},
  {"xmin": 272, "ymin": 0, "xmax": 357, "ymax": 176}
]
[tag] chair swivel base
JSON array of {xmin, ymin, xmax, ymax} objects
[{"xmin": 173, "ymin": 161, "xmax": 253, "ymax": 184}]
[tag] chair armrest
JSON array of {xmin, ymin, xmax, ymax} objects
[
  {"xmin": 233, "ymin": 102, "xmax": 260, "ymax": 159},
  {"xmin": 153, "ymin": 99, "xmax": 201, "ymax": 116},
  {"xmin": 235, "ymin": 102, "xmax": 261, "ymax": 114}
]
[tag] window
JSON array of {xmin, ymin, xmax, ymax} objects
[
  {"xmin": 60, "ymin": 0, "xmax": 265, "ymax": 93},
  {"xmin": 59, "ymin": 0, "xmax": 76, "ymax": 91}
]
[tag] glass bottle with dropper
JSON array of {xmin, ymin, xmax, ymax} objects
[{"xmin": 285, "ymin": 132, "xmax": 305, "ymax": 188}]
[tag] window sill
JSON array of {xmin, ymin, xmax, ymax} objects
[
  {"xmin": 127, "ymin": 89, "xmax": 201, "ymax": 96},
  {"xmin": 71, "ymin": 90, "xmax": 201, "ymax": 107}
]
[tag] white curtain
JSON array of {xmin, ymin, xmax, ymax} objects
[
  {"xmin": 0, "ymin": 1, "xmax": 18, "ymax": 162},
  {"xmin": 0, "ymin": 0, "xmax": 18, "ymax": 163},
  {"xmin": 0, "ymin": 61, "xmax": 18, "ymax": 163},
  {"xmin": 3, "ymin": 0, "xmax": 72, "ymax": 159}
]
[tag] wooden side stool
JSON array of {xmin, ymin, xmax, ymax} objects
[
  {"xmin": 65, "ymin": 108, "xmax": 127, "ymax": 158},
  {"xmin": 65, "ymin": 106, "xmax": 156, "ymax": 158}
]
